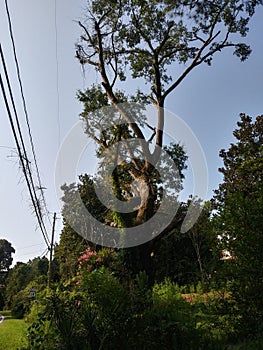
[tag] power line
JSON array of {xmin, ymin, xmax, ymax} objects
[
  {"xmin": 48, "ymin": 212, "xmax": 56, "ymax": 288},
  {"xmin": 0, "ymin": 145, "xmax": 16, "ymax": 150},
  {"xmin": 0, "ymin": 43, "xmax": 50, "ymax": 247},
  {"xmin": 18, "ymin": 248, "xmax": 49, "ymax": 258},
  {"xmin": 0, "ymin": 69, "xmax": 50, "ymax": 248},
  {"xmin": 17, "ymin": 243, "xmax": 45, "ymax": 250},
  {"xmin": 40, "ymin": 248, "xmax": 49, "ymax": 258},
  {"xmin": 4, "ymin": 0, "xmax": 51, "ymax": 225},
  {"xmin": 0, "ymin": 44, "xmax": 33, "ymax": 177}
]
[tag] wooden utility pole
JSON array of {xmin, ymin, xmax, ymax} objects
[{"xmin": 48, "ymin": 212, "xmax": 56, "ymax": 288}]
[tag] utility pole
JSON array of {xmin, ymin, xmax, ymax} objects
[{"xmin": 48, "ymin": 212, "xmax": 56, "ymax": 288}]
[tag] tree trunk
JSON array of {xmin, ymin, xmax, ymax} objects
[{"xmin": 135, "ymin": 175, "xmax": 155, "ymax": 225}]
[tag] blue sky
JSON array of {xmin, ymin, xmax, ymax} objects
[{"xmin": 0, "ymin": 1, "xmax": 262, "ymax": 264}]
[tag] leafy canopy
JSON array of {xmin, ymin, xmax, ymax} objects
[{"xmin": 77, "ymin": 0, "xmax": 262, "ymax": 103}]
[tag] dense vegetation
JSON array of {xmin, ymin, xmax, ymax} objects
[{"xmin": 0, "ymin": 113, "xmax": 262, "ymax": 349}]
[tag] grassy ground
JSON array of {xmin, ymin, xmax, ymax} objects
[{"xmin": 0, "ymin": 311, "xmax": 28, "ymax": 349}]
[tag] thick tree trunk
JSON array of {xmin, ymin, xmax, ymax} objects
[{"xmin": 135, "ymin": 175, "xmax": 155, "ymax": 225}]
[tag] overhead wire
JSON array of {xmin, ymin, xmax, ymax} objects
[
  {"xmin": 18, "ymin": 247, "xmax": 49, "ymax": 258},
  {"xmin": 40, "ymin": 247, "xmax": 49, "ymax": 258},
  {"xmin": 1, "ymin": 0, "xmax": 53, "ymax": 248},
  {"xmin": 0, "ymin": 68, "xmax": 50, "ymax": 248},
  {"xmin": 0, "ymin": 145, "xmax": 16, "ymax": 150},
  {"xmin": 0, "ymin": 0, "xmax": 64, "ymax": 254},
  {"xmin": 17, "ymin": 243, "xmax": 45, "ymax": 250},
  {"xmin": 0, "ymin": 44, "xmax": 50, "ymax": 247},
  {"xmin": 4, "ymin": 0, "xmax": 51, "ymax": 225}
]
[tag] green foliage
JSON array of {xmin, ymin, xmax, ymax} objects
[
  {"xmin": 26, "ymin": 291, "xmax": 76, "ymax": 350},
  {"xmin": 144, "ymin": 280, "xmax": 196, "ymax": 349},
  {"xmin": 10, "ymin": 290, "xmax": 28, "ymax": 319},
  {"xmin": 51, "ymin": 114, "xmax": 263, "ymax": 347},
  {"xmin": 10, "ymin": 278, "xmax": 46, "ymax": 319},
  {"xmin": 26, "ymin": 273, "xmax": 131, "ymax": 350},
  {"xmin": 152, "ymin": 200, "xmax": 216, "ymax": 286},
  {"xmin": 55, "ymin": 223, "xmax": 88, "ymax": 282},
  {"xmin": 4, "ymin": 257, "xmax": 48, "ymax": 312},
  {"xmin": 78, "ymin": 267, "xmax": 130, "ymax": 346},
  {"xmin": 215, "ymin": 114, "xmax": 263, "ymax": 202},
  {"xmin": 58, "ymin": 174, "xmax": 112, "ymax": 259},
  {"xmin": 26, "ymin": 266, "xmax": 234, "ymax": 350},
  {"xmin": 77, "ymin": 0, "xmax": 262, "ymax": 95},
  {"xmin": 227, "ymin": 334, "xmax": 263, "ymax": 349},
  {"xmin": 0, "ymin": 292, "xmax": 4, "ymax": 310},
  {"xmin": 61, "ymin": 174, "xmax": 106, "ymax": 223}
]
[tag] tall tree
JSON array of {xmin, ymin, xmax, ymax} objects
[
  {"xmin": 76, "ymin": 0, "xmax": 262, "ymax": 225},
  {"xmin": 0, "ymin": 239, "xmax": 15, "ymax": 271},
  {"xmin": 214, "ymin": 114, "xmax": 263, "ymax": 336}
]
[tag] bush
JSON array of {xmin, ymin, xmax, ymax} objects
[
  {"xmin": 11, "ymin": 289, "xmax": 31, "ymax": 319},
  {"xmin": 10, "ymin": 279, "xmax": 47, "ymax": 319},
  {"xmin": 26, "ymin": 289, "xmax": 97, "ymax": 350},
  {"xmin": 26, "ymin": 269, "xmax": 132, "ymax": 350}
]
